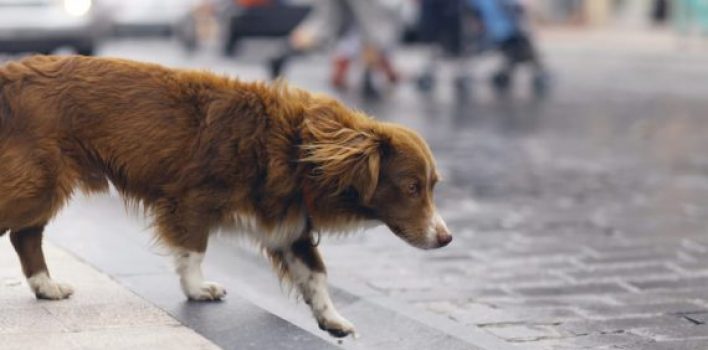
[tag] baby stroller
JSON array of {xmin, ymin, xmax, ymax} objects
[{"xmin": 416, "ymin": 0, "xmax": 550, "ymax": 98}]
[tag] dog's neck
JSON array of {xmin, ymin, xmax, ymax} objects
[
  {"xmin": 301, "ymin": 181, "xmax": 378, "ymax": 236},
  {"xmin": 265, "ymin": 82, "xmax": 380, "ymax": 235}
]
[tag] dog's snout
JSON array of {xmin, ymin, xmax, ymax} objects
[{"xmin": 437, "ymin": 232, "xmax": 452, "ymax": 247}]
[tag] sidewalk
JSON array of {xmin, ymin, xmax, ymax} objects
[{"xmin": 0, "ymin": 239, "xmax": 219, "ymax": 350}]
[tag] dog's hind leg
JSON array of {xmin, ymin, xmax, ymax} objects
[
  {"xmin": 269, "ymin": 237, "xmax": 356, "ymax": 338},
  {"xmin": 10, "ymin": 226, "xmax": 73, "ymax": 300}
]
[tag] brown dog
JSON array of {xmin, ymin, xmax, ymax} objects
[{"xmin": 0, "ymin": 55, "xmax": 451, "ymax": 337}]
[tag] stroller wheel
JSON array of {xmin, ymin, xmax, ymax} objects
[
  {"xmin": 532, "ymin": 71, "xmax": 551, "ymax": 98},
  {"xmin": 491, "ymin": 71, "xmax": 512, "ymax": 95},
  {"xmin": 416, "ymin": 73, "xmax": 436, "ymax": 93},
  {"xmin": 453, "ymin": 75, "xmax": 473, "ymax": 100}
]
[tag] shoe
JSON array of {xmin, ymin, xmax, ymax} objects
[{"xmin": 362, "ymin": 69, "xmax": 381, "ymax": 99}]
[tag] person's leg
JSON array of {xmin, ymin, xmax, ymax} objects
[
  {"xmin": 361, "ymin": 45, "xmax": 381, "ymax": 98},
  {"xmin": 331, "ymin": 56, "xmax": 351, "ymax": 90},
  {"xmin": 331, "ymin": 29, "xmax": 360, "ymax": 89},
  {"xmin": 377, "ymin": 49, "xmax": 400, "ymax": 85}
]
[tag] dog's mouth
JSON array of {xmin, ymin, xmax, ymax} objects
[
  {"xmin": 386, "ymin": 223, "xmax": 433, "ymax": 250},
  {"xmin": 387, "ymin": 223, "xmax": 412, "ymax": 239},
  {"xmin": 388, "ymin": 223, "xmax": 404, "ymax": 237}
]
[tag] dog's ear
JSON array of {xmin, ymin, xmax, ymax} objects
[{"xmin": 301, "ymin": 105, "xmax": 383, "ymax": 203}]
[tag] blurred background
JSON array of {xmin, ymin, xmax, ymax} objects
[
  {"xmin": 0, "ymin": 0, "xmax": 699, "ymax": 100},
  {"xmin": 6, "ymin": 1, "xmax": 708, "ymax": 349}
]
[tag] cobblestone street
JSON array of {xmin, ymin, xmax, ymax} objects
[{"xmin": 317, "ymin": 30, "xmax": 708, "ymax": 349}]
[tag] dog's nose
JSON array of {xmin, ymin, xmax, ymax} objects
[
  {"xmin": 433, "ymin": 214, "xmax": 452, "ymax": 247},
  {"xmin": 437, "ymin": 233, "xmax": 452, "ymax": 247}
]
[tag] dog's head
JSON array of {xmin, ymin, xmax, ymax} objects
[{"xmin": 301, "ymin": 100, "xmax": 452, "ymax": 250}]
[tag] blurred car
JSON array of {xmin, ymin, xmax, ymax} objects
[
  {"xmin": 104, "ymin": 0, "xmax": 196, "ymax": 36},
  {"xmin": 0, "ymin": 0, "xmax": 105, "ymax": 55}
]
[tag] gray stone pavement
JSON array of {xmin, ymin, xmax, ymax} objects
[
  {"xmin": 283, "ymin": 29, "xmax": 708, "ymax": 349},
  {"xmin": 5, "ymin": 28, "xmax": 708, "ymax": 349}
]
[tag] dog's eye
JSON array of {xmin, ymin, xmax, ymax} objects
[{"xmin": 407, "ymin": 182, "xmax": 420, "ymax": 196}]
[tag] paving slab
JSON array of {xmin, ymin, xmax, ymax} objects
[{"xmin": 0, "ymin": 239, "xmax": 219, "ymax": 350}]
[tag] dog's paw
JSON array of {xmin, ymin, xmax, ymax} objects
[
  {"xmin": 186, "ymin": 281, "xmax": 227, "ymax": 301},
  {"xmin": 29, "ymin": 274, "xmax": 73, "ymax": 300},
  {"xmin": 318, "ymin": 313, "xmax": 357, "ymax": 338}
]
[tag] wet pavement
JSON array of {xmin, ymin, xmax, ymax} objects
[
  {"xmin": 321, "ymin": 31, "xmax": 708, "ymax": 349},
  {"xmin": 13, "ymin": 29, "xmax": 708, "ymax": 349}
]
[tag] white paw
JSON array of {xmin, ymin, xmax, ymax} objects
[
  {"xmin": 317, "ymin": 312, "xmax": 357, "ymax": 338},
  {"xmin": 185, "ymin": 282, "xmax": 227, "ymax": 301},
  {"xmin": 28, "ymin": 273, "xmax": 73, "ymax": 300}
]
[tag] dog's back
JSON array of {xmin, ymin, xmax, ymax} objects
[{"xmin": 0, "ymin": 55, "xmax": 273, "ymax": 230}]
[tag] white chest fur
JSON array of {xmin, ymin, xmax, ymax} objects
[
  {"xmin": 219, "ymin": 211, "xmax": 383, "ymax": 249},
  {"xmin": 219, "ymin": 211, "xmax": 307, "ymax": 249}
]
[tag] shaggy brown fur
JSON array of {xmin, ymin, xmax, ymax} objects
[{"xmin": 0, "ymin": 55, "xmax": 451, "ymax": 336}]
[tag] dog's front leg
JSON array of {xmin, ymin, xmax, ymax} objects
[
  {"xmin": 156, "ymin": 211, "xmax": 226, "ymax": 301},
  {"xmin": 173, "ymin": 248, "xmax": 226, "ymax": 301},
  {"xmin": 274, "ymin": 237, "xmax": 356, "ymax": 338}
]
